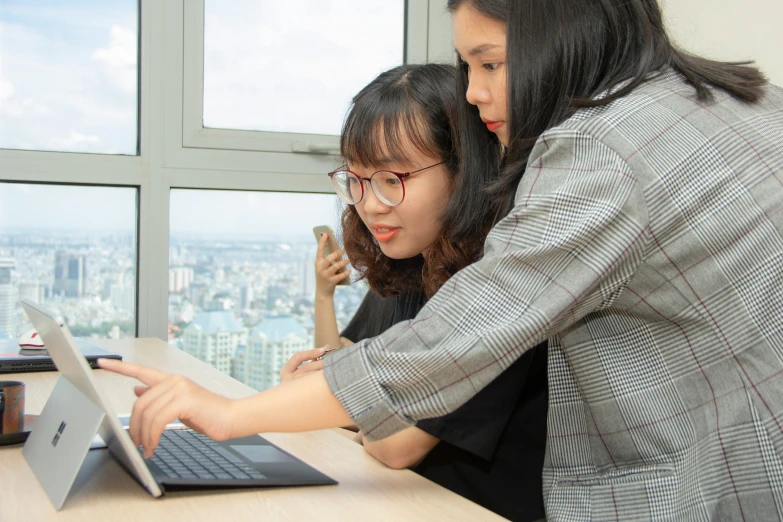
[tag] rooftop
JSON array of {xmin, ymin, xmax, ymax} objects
[
  {"xmin": 186, "ymin": 310, "xmax": 245, "ymax": 334},
  {"xmin": 250, "ymin": 315, "xmax": 307, "ymax": 343}
]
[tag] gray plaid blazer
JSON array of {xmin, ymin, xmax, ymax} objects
[{"xmin": 324, "ymin": 70, "xmax": 783, "ymax": 520}]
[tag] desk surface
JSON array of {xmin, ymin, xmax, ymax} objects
[{"xmin": 0, "ymin": 338, "xmax": 505, "ymax": 521}]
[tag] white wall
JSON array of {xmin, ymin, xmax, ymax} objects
[
  {"xmin": 662, "ymin": 0, "xmax": 783, "ymax": 85},
  {"xmin": 427, "ymin": 2, "xmax": 457, "ymax": 64},
  {"xmin": 428, "ymin": 1, "xmax": 782, "ymax": 85}
]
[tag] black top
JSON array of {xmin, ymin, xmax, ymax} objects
[
  {"xmin": 348, "ymin": 289, "xmax": 548, "ymax": 522},
  {"xmin": 340, "ymin": 256, "xmax": 421, "ymax": 343},
  {"xmin": 340, "ymin": 290, "xmax": 397, "ymax": 343}
]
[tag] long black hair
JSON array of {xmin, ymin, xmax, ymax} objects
[{"xmin": 447, "ymin": 0, "xmax": 768, "ymax": 216}]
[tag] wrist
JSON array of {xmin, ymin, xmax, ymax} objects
[
  {"xmin": 225, "ymin": 397, "xmax": 248, "ymax": 439},
  {"xmin": 315, "ymin": 291, "xmax": 334, "ymax": 302}
]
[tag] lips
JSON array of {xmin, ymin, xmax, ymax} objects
[
  {"xmin": 372, "ymin": 226, "xmax": 400, "ymax": 243},
  {"xmin": 482, "ymin": 119, "xmax": 503, "ymax": 132}
]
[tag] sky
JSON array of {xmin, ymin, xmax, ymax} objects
[
  {"xmin": 0, "ymin": 182, "xmax": 344, "ymax": 239},
  {"xmin": 0, "ymin": 0, "xmax": 402, "ymax": 237},
  {"xmin": 0, "ymin": 0, "xmax": 138, "ymax": 154},
  {"xmin": 168, "ymin": 189, "xmax": 344, "ymax": 239},
  {"xmin": 203, "ymin": 0, "xmax": 404, "ymax": 135},
  {"xmin": 0, "ymin": 0, "xmax": 404, "ymax": 150},
  {"xmin": 0, "ymin": 182, "xmax": 137, "ymax": 232}
]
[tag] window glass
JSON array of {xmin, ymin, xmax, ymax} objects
[
  {"xmin": 0, "ymin": 183, "xmax": 138, "ymax": 340},
  {"xmin": 0, "ymin": 0, "xmax": 138, "ymax": 154},
  {"xmin": 203, "ymin": 0, "xmax": 405, "ymax": 136},
  {"xmin": 169, "ymin": 189, "xmax": 368, "ymax": 390}
]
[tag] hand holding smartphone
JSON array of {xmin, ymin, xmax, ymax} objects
[{"xmin": 313, "ymin": 225, "xmax": 350, "ymax": 285}]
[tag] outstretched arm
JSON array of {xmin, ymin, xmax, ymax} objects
[{"xmin": 99, "ymin": 358, "xmax": 351, "ymax": 458}]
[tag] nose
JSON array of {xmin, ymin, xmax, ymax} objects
[
  {"xmin": 465, "ymin": 71, "xmax": 490, "ymax": 107},
  {"xmin": 359, "ymin": 181, "xmax": 392, "ymax": 215}
]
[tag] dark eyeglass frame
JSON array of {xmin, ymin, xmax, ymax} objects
[{"xmin": 327, "ymin": 160, "xmax": 446, "ymax": 207}]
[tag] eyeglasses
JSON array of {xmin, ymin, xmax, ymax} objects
[{"xmin": 328, "ymin": 161, "xmax": 445, "ymax": 207}]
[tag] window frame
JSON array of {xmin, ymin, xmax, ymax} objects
[
  {"xmin": 181, "ymin": 0, "xmax": 428, "ymax": 156},
  {"xmin": 0, "ymin": 0, "xmax": 453, "ymax": 340}
]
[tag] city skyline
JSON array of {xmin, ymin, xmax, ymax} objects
[{"xmin": 0, "ymin": 225, "xmax": 367, "ymax": 392}]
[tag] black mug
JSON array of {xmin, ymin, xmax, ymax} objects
[{"xmin": 0, "ymin": 380, "xmax": 25, "ymax": 435}]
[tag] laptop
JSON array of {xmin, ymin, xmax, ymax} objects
[
  {"xmin": 20, "ymin": 299, "xmax": 336, "ymax": 509},
  {"xmin": 0, "ymin": 337, "xmax": 122, "ymax": 374}
]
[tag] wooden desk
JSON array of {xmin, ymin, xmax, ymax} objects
[{"xmin": 0, "ymin": 339, "xmax": 505, "ymax": 521}]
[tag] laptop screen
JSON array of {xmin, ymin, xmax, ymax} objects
[{"xmin": 20, "ymin": 299, "xmax": 163, "ymax": 498}]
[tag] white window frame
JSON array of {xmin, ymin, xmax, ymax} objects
[
  {"xmin": 0, "ymin": 0, "xmax": 454, "ymax": 341},
  {"xmin": 181, "ymin": 1, "xmax": 428, "ymax": 156}
]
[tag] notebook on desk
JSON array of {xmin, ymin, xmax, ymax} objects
[
  {"xmin": 19, "ymin": 299, "xmax": 337, "ymax": 510},
  {"xmin": 0, "ymin": 337, "xmax": 122, "ymax": 373}
]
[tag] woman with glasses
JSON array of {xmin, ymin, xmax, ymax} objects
[
  {"xmin": 289, "ymin": 63, "xmax": 548, "ymax": 522},
  {"xmin": 310, "ymin": 63, "xmax": 492, "ymax": 350}
]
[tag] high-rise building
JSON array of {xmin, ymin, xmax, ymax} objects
[
  {"xmin": 240, "ymin": 284, "xmax": 254, "ymax": 310},
  {"xmin": 232, "ymin": 315, "xmax": 310, "ymax": 390},
  {"xmin": 266, "ymin": 284, "xmax": 286, "ymax": 308},
  {"xmin": 300, "ymin": 258, "xmax": 316, "ymax": 297},
  {"xmin": 188, "ymin": 282, "xmax": 212, "ymax": 309},
  {"xmin": 103, "ymin": 272, "xmax": 125, "ymax": 300},
  {"xmin": 18, "ymin": 281, "xmax": 44, "ymax": 306},
  {"xmin": 181, "ymin": 311, "xmax": 246, "ymax": 375},
  {"xmin": 54, "ymin": 251, "xmax": 87, "ymax": 297},
  {"xmin": 169, "ymin": 266, "xmax": 194, "ymax": 294},
  {"xmin": 0, "ymin": 259, "xmax": 15, "ymax": 337},
  {"xmin": 110, "ymin": 282, "xmax": 135, "ymax": 313}
]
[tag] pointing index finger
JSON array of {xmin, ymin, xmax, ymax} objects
[{"xmin": 98, "ymin": 358, "xmax": 169, "ymax": 387}]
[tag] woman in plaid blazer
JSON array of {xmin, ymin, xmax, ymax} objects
[{"xmin": 101, "ymin": 0, "xmax": 783, "ymax": 519}]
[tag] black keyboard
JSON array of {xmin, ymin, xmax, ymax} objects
[{"xmin": 148, "ymin": 429, "xmax": 267, "ymax": 481}]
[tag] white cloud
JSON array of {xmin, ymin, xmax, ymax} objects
[
  {"xmin": 202, "ymin": 0, "xmax": 404, "ymax": 136},
  {"xmin": 1, "ymin": 96, "xmax": 51, "ymax": 117},
  {"xmin": 22, "ymin": 97, "xmax": 49, "ymax": 114},
  {"xmin": 0, "ymin": 15, "xmax": 137, "ymax": 154},
  {"xmin": 91, "ymin": 25, "xmax": 137, "ymax": 94},
  {"xmin": 0, "ymin": 81, "xmax": 14, "ymax": 99},
  {"xmin": 50, "ymin": 130, "xmax": 100, "ymax": 148}
]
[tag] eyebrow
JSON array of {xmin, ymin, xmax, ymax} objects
[{"xmin": 457, "ymin": 44, "xmax": 502, "ymax": 57}]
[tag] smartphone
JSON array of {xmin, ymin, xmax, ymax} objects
[{"xmin": 312, "ymin": 225, "xmax": 350, "ymax": 285}]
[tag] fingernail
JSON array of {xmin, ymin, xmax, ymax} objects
[{"xmin": 317, "ymin": 348, "xmax": 326, "ymax": 355}]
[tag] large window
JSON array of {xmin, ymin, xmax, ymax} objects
[
  {"xmin": 0, "ymin": 0, "xmax": 139, "ymax": 154},
  {"xmin": 0, "ymin": 0, "xmax": 453, "ymax": 351},
  {"xmin": 168, "ymin": 189, "xmax": 367, "ymax": 390},
  {"xmin": 0, "ymin": 182, "xmax": 138, "ymax": 339}
]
